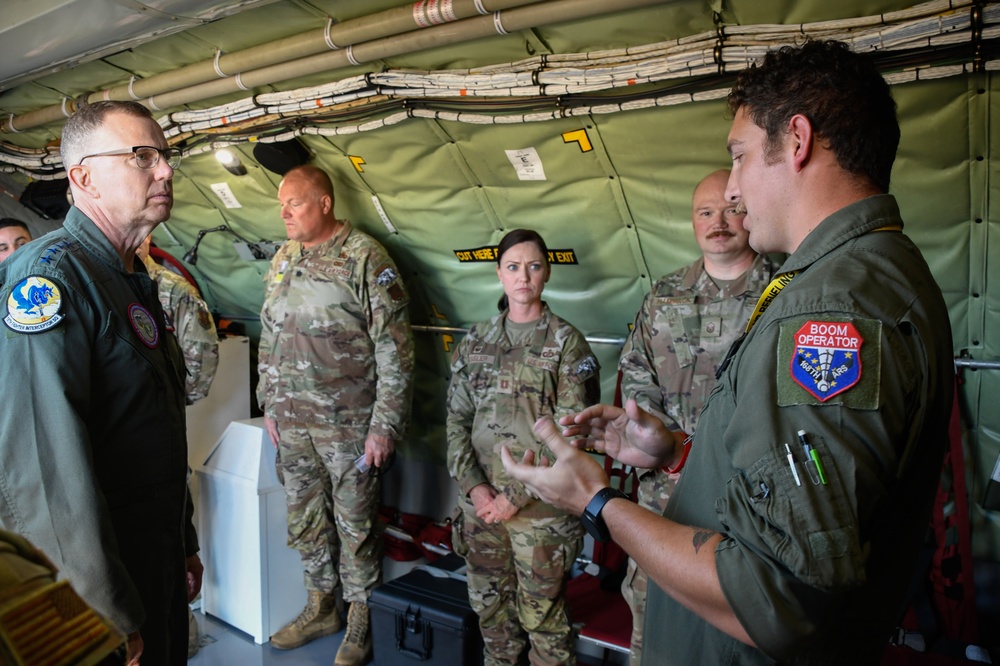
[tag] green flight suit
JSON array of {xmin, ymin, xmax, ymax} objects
[
  {"xmin": 644, "ymin": 195, "xmax": 954, "ymax": 664},
  {"xmin": 0, "ymin": 207, "xmax": 192, "ymax": 665}
]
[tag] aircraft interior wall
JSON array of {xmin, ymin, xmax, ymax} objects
[{"xmin": 0, "ymin": 0, "xmax": 998, "ymax": 567}]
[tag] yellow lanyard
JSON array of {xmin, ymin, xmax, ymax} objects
[
  {"xmin": 744, "ymin": 271, "xmax": 798, "ymax": 333},
  {"xmin": 743, "ymin": 223, "xmax": 902, "ymax": 334}
]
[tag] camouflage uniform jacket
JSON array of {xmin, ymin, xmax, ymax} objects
[
  {"xmin": 143, "ymin": 256, "xmax": 219, "ymax": 404},
  {"xmin": 257, "ymin": 221, "xmax": 414, "ymax": 439},
  {"xmin": 446, "ymin": 305, "xmax": 600, "ymax": 516},
  {"xmin": 619, "ymin": 253, "xmax": 777, "ymax": 436}
]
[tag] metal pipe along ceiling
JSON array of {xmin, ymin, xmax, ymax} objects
[
  {"xmin": 0, "ymin": 0, "xmax": 592, "ymax": 135},
  {"xmin": 148, "ymin": 0, "xmax": 666, "ymax": 112}
]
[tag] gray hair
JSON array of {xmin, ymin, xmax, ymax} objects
[{"xmin": 61, "ymin": 101, "xmax": 153, "ymax": 168}]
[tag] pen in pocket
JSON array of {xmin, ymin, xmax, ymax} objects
[
  {"xmin": 784, "ymin": 442, "xmax": 801, "ymax": 487},
  {"xmin": 797, "ymin": 430, "xmax": 827, "ymax": 485}
]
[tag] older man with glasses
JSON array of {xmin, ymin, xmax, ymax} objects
[{"xmin": 0, "ymin": 100, "xmax": 200, "ymax": 666}]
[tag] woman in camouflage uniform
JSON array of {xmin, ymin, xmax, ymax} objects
[{"xmin": 446, "ymin": 229, "xmax": 601, "ymax": 666}]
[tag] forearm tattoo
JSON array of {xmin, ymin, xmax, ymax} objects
[{"xmin": 692, "ymin": 528, "xmax": 717, "ymax": 554}]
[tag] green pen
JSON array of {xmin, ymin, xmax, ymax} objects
[{"xmin": 797, "ymin": 430, "xmax": 827, "ymax": 485}]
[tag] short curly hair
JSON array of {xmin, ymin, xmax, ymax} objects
[{"xmin": 727, "ymin": 40, "xmax": 899, "ymax": 193}]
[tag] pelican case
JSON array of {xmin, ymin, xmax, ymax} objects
[{"xmin": 368, "ymin": 565, "xmax": 483, "ymax": 665}]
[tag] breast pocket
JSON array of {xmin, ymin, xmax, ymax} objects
[{"xmin": 721, "ymin": 438, "xmax": 865, "ymax": 591}]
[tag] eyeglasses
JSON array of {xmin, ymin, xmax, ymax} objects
[{"xmin": 77, "ymin": 145, "xmax": 182, "ymax": 170}]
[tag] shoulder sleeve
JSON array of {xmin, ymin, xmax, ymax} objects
[
  {"xmin": 555, "ymin": 326, "xmax": 601, "ymax": 415},
  {"xmin": 256, "ymin": 251, "xmax": 286, "ymax": 415},
  {"xmin": 713, "ymin": 309, "xmax": 933, "ymax": 660},
  {"xmin": 360, "ymin": 241, "xmax": 415, "ymax": 441},
  {"xmin": 0, "ymin": 273, "xmax": 146, "ymax": 633},
  {"xmin": 445, "ymin": 329, "xmax": 489, "ymax": 497},
  {"xmin": 619, "ymin": 289, "xmax": 678, "ymax": 428},
  {"xmin": 171, "ymin": 285, "xmax": 219, "ymax": 404}
]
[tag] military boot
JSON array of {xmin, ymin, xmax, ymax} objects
[
  {"xmin": 270, "ymin": 590, "xmax": 341, "ymax": 649},
  {"xmin": 333, "ymin": 601, "xmax": 372, "ymax": 665}
]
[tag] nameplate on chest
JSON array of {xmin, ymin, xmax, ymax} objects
[
  {"xmin": 469, "ymin": 354, "xmax": 495, "ymax": 364},
  {"xmin": 525, "ymin": 355, "xmax": 558, "ymax": 373}
]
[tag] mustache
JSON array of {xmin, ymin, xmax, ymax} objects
[
  {"xmin": 707, "ymin": 229, "xmax": 735, "ymax": 239},
  {"xmin": 733, "ymin": 202, "xmax": 747, "ymax": 215}
]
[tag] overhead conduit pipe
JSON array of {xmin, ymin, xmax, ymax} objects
[
  {"xmin": 0, "ymin": 0, "xmax": 549, "ymax": 135},
  {"xmin": 1, "ymin": 0, "xmax": 667, "ymax": 135},
  {"xmin": 146, "ymin": 0, "xmax": 668, "ymax": 113}
]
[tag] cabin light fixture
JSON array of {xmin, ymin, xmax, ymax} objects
[{"xmin": 215, "ymin": 148, "xmax": 248, "ymax": 176}]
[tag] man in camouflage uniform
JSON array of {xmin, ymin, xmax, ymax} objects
[
  {"xmin": 618, "ymin": 169, "xmax": 777, "ymax": 665},
  {"xmin": 257, "ymin": 165, "xmax": 414, "ymax": 665},
  {"xmin": 447, "ymin": 229, "xmax": 601, "ymax": 666},
  {"xmin": 137, "ymin": 235, "xmax": 219, "ymax": 404}
]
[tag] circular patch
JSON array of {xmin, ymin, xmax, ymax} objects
[
  {"xmin": 4, "ymin": 276, "xmax": 65, "ymax": 333},
  {"xmin": 128, "ymin": 303, "xmax": 160, "ymax": 348}
]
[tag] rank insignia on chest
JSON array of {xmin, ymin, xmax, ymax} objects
[
  {"xmin": 128, "ymin": 303, "xmax": 160, "ymax": 348},
  {"xmin": 498, "ymin": 378, "xmax": 513, "ymax": 394},
  {"xmin": 4, "ymin": 276, "xmax": 65, "ymax": 333},
  {"xmin": 789, "ymin": 320, "xmax": 863, "ymax": 401}
]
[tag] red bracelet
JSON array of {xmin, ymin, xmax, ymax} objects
[{"xmin": 662, "ymin": 434, "xmax": 693, "ymax": 474}]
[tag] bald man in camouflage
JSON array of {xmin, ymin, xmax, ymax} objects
[
  {"xmin": 618, "ymin": 169, "xmax": 777, "ymax": 665},
  {"xmin": 257, "ymin": 165, "xmax": 414, "ymax": 666}
]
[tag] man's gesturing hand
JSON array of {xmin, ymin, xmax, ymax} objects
[{"xmin": 500, "ymin": 416, "xmax": 610, "ymax": 515}]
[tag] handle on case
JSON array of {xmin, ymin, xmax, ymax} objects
[{"xmin": 395, "ymin": 610, "xmax": 432, "ymax": 660}]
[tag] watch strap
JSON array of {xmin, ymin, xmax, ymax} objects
[{"xmin": 582, "ymin": 487, "xmax": 627, "ymax": 542}]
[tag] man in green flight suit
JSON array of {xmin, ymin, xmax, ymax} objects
[{"xmin": 503, "ymin": 40, "xmax": 953, "ymax": 665}]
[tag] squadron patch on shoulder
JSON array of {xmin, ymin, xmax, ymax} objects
[
  {"xmin": 128, "ymin": 303, "xmax": 160, "ymax": 348},
  {"xmin": 4, "ymin": 276, "xmax": 65, "ymax": 333},
  {"xmin": 375, "ymin": 263, "xmax": 407, "ymax": 304},
  {"xmin": 777, "ymin": 317, "xmax": 881, "ymax": 409},
  {"xmin": 789, "ymin": 320, "xmax": 863, "ymax": 401},
  {"xmin": 575, "ymin": 355, "xmax": 599, "ymax": 378},
  {"xmin": 376, "ymin": 265, "xmax": 398, "ymax": 286}
]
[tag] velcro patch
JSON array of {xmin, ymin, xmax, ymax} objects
[
  {"xmin": 4, "ymin": 276, "xmax": 65, "ymax": 333},
  {"xmin": 525, "ymin": 355, "xmax": 558, "ymax": 373},
  {"xmin": 375, "ymin": 262, "xmax": 406, "ymax": 304},
  {"xmin": 575, "ymin": 355, "xmax": 598, "ymax": 378},
  {"xmin": 777, "ymin": 317, "xmax": 881, "ymax": 409},
  {"xmin": 129, "ymin": 303, "xmax": 160, "ymax": 348}
]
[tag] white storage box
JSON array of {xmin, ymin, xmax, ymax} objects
[{"xmin": 196, "ymin": 418, "xmax": 306, "ymax": 644}]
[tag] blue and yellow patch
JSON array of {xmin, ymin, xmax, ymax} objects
[
  {"xmin": 777, "ymin": 317, "xmax": 881, "ymax": 409},
  {"xmin": 4, "ymin": 276, "xmax": 65, "ymax": 333}
]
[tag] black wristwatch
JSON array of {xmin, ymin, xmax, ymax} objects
[{"xmin": 580, "ymin": 487, "xmax": 627, "ymax": 542}]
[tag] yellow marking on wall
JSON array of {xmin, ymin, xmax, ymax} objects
[
  {"xmin": 431, "ymin": 304, "xmax": 447, "ymax": 320},
  {"xmin": 443, "ymin": 334, "xmax": 454, "ymax": 353},
  {"xmin": 350, "ymin": 155, "xmax": 366, "ymax": 172},
  {"xmin": 562, "ymin": 129, "xmax": 593, "ymax": 153}
]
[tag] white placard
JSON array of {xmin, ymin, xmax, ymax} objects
[
  {"xmin": 505, "ymin": 147, "xmax": 547, "ymax": 181},
  {"xmin": 210, "ymin": 182, "xmax": 243, "ymax": 209}
]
